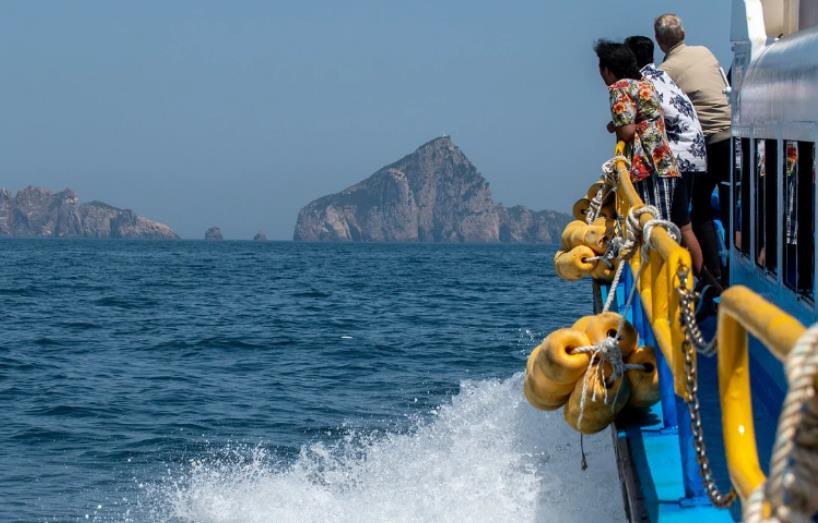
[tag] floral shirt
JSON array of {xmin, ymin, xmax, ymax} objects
[
  {"xmin": 609, "ymin": 78, "xmax": 679, "ymax": 181},
  {"xmin": 640, "ymin": 64, "xmax": 707, "ymax": 173}
]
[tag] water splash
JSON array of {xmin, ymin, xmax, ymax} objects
[{"xmin": 145, "ymin": 374, "xmax": 623, "ymax": 523}]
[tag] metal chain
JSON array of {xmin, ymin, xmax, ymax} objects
[
  {"xmin": 677, "ymin": 267, "xmax": 718, "ymax": 357},
  {"xmin": 681, "ymin": 337, "xmax": 738, "ymax": 507},
  {"xmin": 677, "ymin": 266, "xmax": 737, "ymax": 508}
]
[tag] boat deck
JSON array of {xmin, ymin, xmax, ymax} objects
[{"xmin": 605, "ymin": 267, "xmax": 786, "ymax": 522}]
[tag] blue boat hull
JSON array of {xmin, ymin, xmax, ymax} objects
[{"xmin": 605, "ymin": 265, "xmax": 785, "ymax": 522}]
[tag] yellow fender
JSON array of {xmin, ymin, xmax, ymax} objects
[
  {"xmin": 625, "ymin": 346, "xmax": 660, "ymax": 409},
  {"xmin": 572, "ymin": 198, "xmax": 592, "ymax": 221},
  {"xmin": 576, "ymin": 224, "xmax": 608, "ymax": 254},
  {"xmin": 560, "ymin": 220, "xmax": 587, "ymax": 250},
  {"xmin": 554, "ymin": 246, "xmax": 596, "ymax": 281},
  {"xmin": 564, "ymin": 368, "xmax": 631, "ymax": 434},
  {"xmin": 583, "ymin": 312, "xmax": 638, "ymax": 358},
  {"xmin": 586, "ymin": 181, "xmax": 606, "ymax": 200},
  {"xmin": 571, "ymin": 315, "xmax": 595, "ymax": 332},
  {"xmin": 573, "ymin": 197, "xmax": 615, "ymax": 222},
  {"xmin": 591, "ymin": 260, "xmax": 616, "ymax": 282},
  {"xmin": 561, "ymin": 221, "xmax": 609, "ymax": 254},
  {"xmin": 535, "ymin": 328, "xmax": 591, "ymax": 384},
  {"xmin": 524, "ymin": 346, "xmax": 576, "ymax": 410}
]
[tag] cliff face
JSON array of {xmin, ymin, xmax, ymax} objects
[
  {"xmin": 205, "ymin": 227, "xmax": 223, "ymax": 240},
  {"xmin": 294, "ymin": 137, "xmax": 570, "ymax": 243},
  {"xmin": 498, "ymin": 206, "xmax": 568, "ymax": 244},
  {"xmin": 0, "ymin": 187, "xmax": 178, "ymax": 239}
]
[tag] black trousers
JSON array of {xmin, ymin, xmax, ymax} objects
[{"xmin": 691, "ymin": 138, "xmax": 731, "ymax": 280}]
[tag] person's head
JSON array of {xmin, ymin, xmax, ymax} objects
[
  {"xmin": 593, "ymin": 39, "xmax": 641, "ymax": 85},
  {"xmin": 654, "ymin": 13, "xmax": 685, "ymax": 53},
  {"xmin": 624, "ymin": 36, "xmax": 655, "ymax": 69}
]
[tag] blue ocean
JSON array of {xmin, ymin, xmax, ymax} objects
[{"xmin": 0, "ymin": 240, "xmax": 623, "ymax": 522}]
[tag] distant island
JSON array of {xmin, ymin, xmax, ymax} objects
[
  {"xmin": 0, "ymin": 186, "xmax": 178, "ymax": 239},
  {"xmin": 205, "ymin": 227, "xmax": 224, "ymax": 240},
  {"xmin": 294, "ymin": 136, "xmax": 571, "ymax": 243}
]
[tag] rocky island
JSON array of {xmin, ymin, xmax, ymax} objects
[
  {"xmin": 293, "ymin": 136, "xmax": 571, "ymax": 243},
  {"xmin": 0, "ymin": 186, "xmax": 178, "ymax": 239},
  {"xmin": 205, "ymin": 227, "xmax": 224, "ymax": 240}
]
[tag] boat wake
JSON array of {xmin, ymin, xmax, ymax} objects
[{"xmin": 144, "ymin": 374, "xmax": 623, "ymax": 522}]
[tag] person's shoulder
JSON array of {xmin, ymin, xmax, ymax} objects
[
  {"xmin": 609, "ymin": 79, "xmax": 634, "ymax": 91},
  {"xmin": 685, "ymin": 45, "xmax": 719, "ymax": 62}
]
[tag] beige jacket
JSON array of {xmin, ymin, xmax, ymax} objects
[{"xmin": 661, "ymin": 43, "xmax": 731, "ymax": 144}]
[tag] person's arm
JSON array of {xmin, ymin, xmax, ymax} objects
[
  {"xmin": 615, "ymin": 124, "xmax": 636, "ymax": 142},
  {"xmin": 609, "ymin": 84, "xmax": 636, "ymax": 143}
]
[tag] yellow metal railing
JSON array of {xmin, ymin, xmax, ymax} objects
[
  {"xmin": 717, "ymin": 286, "xmax": 807, "ymax": 501},
  {"xmin": 607, "ymin": 142, "xmax": 811, "ymax": 507},
  {"xmin": 612, "ymin": 141, "xmax": 694, "ymax": 400}
]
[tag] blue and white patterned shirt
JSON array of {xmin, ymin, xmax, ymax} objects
[{"xmin": 640, "ymin": 63, "xmax": 707, "ymax": 174}]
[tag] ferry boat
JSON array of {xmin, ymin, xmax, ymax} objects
[{"xmin": 525, "ymin": 1, "xmax": 818, "ymax": 521}]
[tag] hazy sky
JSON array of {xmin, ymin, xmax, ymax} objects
[{"xmin": 0, "ymin": 1, "xmax": 731, "ymax": 239}]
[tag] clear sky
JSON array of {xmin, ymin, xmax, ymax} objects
[{"xmin": 0, "ymin": 1, "xmax": 731, "ymax": 239}]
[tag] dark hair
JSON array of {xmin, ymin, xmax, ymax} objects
[
  {"xmin": 593, "ymin": 40, "xmax": 641, "ymax": 81},
  {"xmin": 624, "ymin": 36, "xmax": 654, "ymax": 68}
]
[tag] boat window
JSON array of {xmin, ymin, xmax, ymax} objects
[
  {"xmin": 734, "ymin": 138, "xmax": 751, "ymax": 256},
  {"xmin": 755, "ymin": 139, "xmax": 778, "ymax": 274},
  {"xmin": 797, "ymin": 142, "xmax": 814, "ymax": 299},
  {"xmin": 782, "ymin": 141, "xmax": 815, "ymax": 298}
]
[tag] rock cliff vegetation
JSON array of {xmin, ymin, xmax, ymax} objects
[
  {"xmin": 0, "ymin": 186, "xmax": 178, "ymax": 239},
  {"xmin": 294, "ymin": 137, "xmax": 570, "ymax": 243}
]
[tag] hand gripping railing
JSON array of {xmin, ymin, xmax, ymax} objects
[
  {"xmin": 612, "ymin": 142, "xmax": 694, "ymax": 400},
  {"xmin": 716, "ymin": 286, "xmax": 808, "ymax": 505}
]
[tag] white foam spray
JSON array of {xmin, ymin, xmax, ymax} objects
[{"xmin": 152, "ymin": 373, "xmax": 624, "ymax": 522}]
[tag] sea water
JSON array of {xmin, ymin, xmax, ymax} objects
[{"xmin": 0, "ymin": 240, "xmax": 624, "ymax": 522}]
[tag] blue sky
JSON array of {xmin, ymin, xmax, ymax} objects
[{"xmin": 0, "ymin": 1, "xmax": 731, "ymax": 239}]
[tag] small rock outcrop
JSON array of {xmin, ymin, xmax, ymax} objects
[
  {"xmin": 205, "ymin": 227, "xmax": 223, "ymax": 240},
  {"xmin": 498, "ymin": 205, "xmax": 570, "ymax": 244},
  {"xmin": 0, "ymin": 186, "xmax": 178, "ymax": 239},
  {"xmin": 253, "ymin": 231, "xmax": 268, "ymax": 241},
  {"xmin": 293, "ymin": 137, "xmax": 570, "ymax": 243}
]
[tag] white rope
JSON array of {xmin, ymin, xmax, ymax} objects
[{"xmin": 744, "ymin": 322, "xmax": 818, "ymax": 523}]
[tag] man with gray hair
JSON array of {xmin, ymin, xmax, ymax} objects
[{"xmin": 655, "ymin": 12, "xmax": 731, "ymax": 285}]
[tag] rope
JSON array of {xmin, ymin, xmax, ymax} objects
[
  {"xmin": 584, "ymin": 156, "xmax": 626, "ymax": 224},
  {"xmin": 745, "ymin": 322, "xmax": 818, "ymax": 523}
]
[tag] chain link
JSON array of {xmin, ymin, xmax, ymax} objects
[
  {"xmin": 677, "ymin": 267, "xmax": 717, "ymax": 357},
  {"xmin": 676, "ymin": 266, "xmax": 737, "ymax": 508}
]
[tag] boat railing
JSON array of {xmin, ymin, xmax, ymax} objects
[
  {"xmin": 613, "ymin": 141, "xmax": 694, "ymax": 400},
  {"xmin": 717, "ymin": 286, "xmax": 807, "ymax": 502},
  {"xmin": 612, "ymin": 141, "xmax": 814, "ymax": 509}
]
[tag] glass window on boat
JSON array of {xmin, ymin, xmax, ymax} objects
[
  {"xmin": 734, "ymin": 137, "xmax": 751, "ymax": 256},
  {"xmin": 755, "ymin": 138, "xmax": 778, "ymax": 274},
  {"xmin": 783, "ymin": 140, "xmax": 816, "ymax": 299}
]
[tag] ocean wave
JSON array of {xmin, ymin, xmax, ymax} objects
[{"xmin": 139, "ymin": 374, "xmax": 623, "ymax": 523}]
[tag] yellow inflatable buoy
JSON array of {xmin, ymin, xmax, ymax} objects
[
  {"xmin": 582, "ymin": 312, "xmax": 638, "ymax": 358},
  {"xmin": 536, "ymin": 328, "xmax": 591, "ymax": 385},
  {"xmin": 524, "ymin": 346, "xmax": 576, "ymax": 410},
  {"xmin": 560, "ymin": 220, "xmax": 588, "ymax": 250},
  {"xmin": 524, "ymin": 329, "xmax": 593, "ymax": 411},
  {"xmin": 571, "ymin": 315, "xmax": 595, "ymax": 332},
  {"xmin": 625, "ymin": 346, "xmax": 660, "ymax": 409},
  {"xmin": 564, "ymin": 368, "xmax": 631, "ymax": 434},
  {"xmin": 586, "ymin": 181, "xmax": 613, "ymax": 202},
  {"xmin": 592, "ymin": 215, "xmax": 614, "ymax": 228},
  {"xmin": 590, "ymin": 260, "xmax": 616, "ymax": 282},
  {"xmin": 572, "ymin": 198, "xmax": 592, "ymax": 221},
  {"xmin": 575, "ymin": 224, "xmax": 608, "ymax": 254},
  {"xmin": 554, "ymin": 246, "xmax": 595, "ymax": 281},
  {"xmin": 572, "ymin": 197, "xmax": 615, "ymax": 222}
]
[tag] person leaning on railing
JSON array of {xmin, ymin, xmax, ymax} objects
[
  {"xmin": 594, "ymin": 40, "xmax": 681, "ymax": 223},
  {"xmin": 655, "ymin": 13, "xmax": 731, "ymax": 286},
  {"xmin": 623, "ymin": 35, "xmax": 707, "ymax": 279}
]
